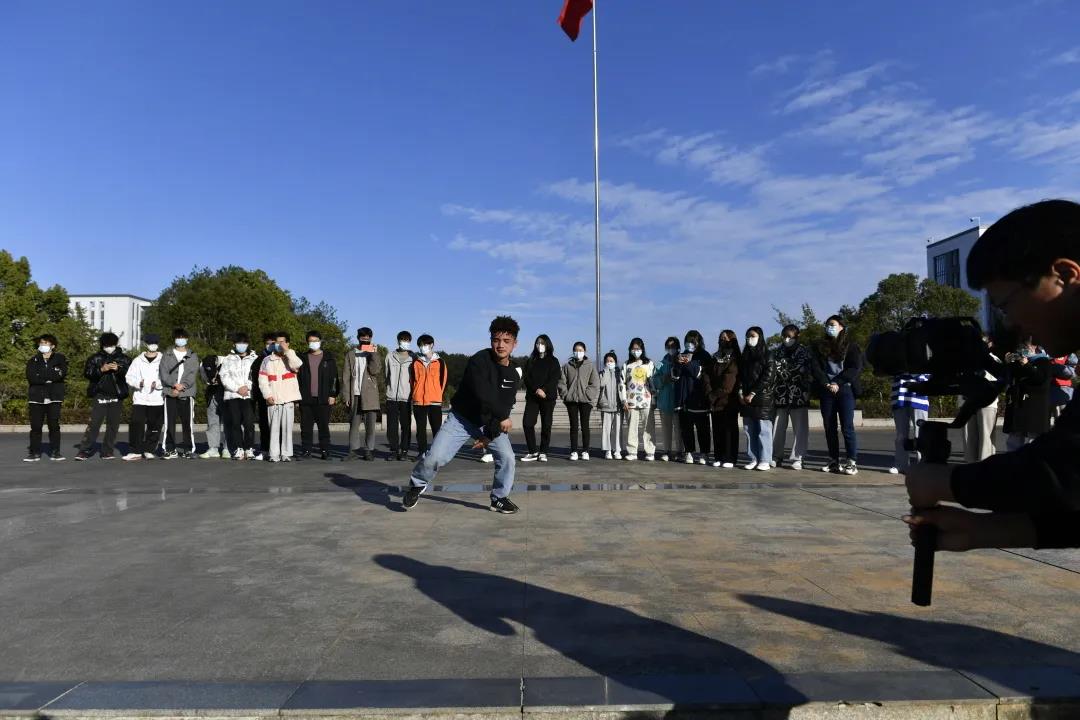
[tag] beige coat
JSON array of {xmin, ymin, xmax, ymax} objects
[
  {"xmin": 258, "ymin": 350, "xmax": 303, "ymax": 405},
  {"xmin": 342, "ymin": 349, "xmax": 384, "ymax": 412}
]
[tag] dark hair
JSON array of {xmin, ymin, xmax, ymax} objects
[
  {"xmin": 307, "ymin": 330, "xmax": 322, "ymax": 341},
  {"xmin": 37, "ymin": 334, "xmax": 58, "ymax": 347},
  {"xmin": 417, "ymin": 334, "xmax": 434, "ymax": 346},
  {"xmin": 718, "ymin": 329, "xmax": 742, "ymax": 358},
  {"xmin": 573, "ymin": 341, "xmax": 587, "ymax": 353},
  {"xmin": 684, "ymin": 330, "xmax": 704, "ymax": 348},
  {"xmin": 627, "ymin": 337, "xmax": 649, "ymax": 364},
  {"xmin": 99, "ymin": 332, "xmax": 119, "ymax": 347},
  {"xmin": 234, "ymin": 332, "xmax": 250, "ymax": 343},
  {"xmin": 357, "ymin": 327, "xmax": 373, "ymax": 339},
  {"xmin": 824, "ymin": 315, "xmax": 849, "ymax": 361},
  {"xmin": 664, "ymin": 336, "xmax": 680, "ymax": 351},
  {"xmin": 782, "ymin": 324, "xmax": 800, "ymax": 337},
  {"xmin": 172, "ymin": 328, "xmax": 188, "ymax": 340},
  {"xmin": 967, "ymin": 199, "xmax": 1080, "ymax": 290},
  {"xmin": 263, "ymin": 331, "xmax": 277, "ymax": 342},
  {"xmin": 531, "ymin": 334, "xmax": 555, "ymax": 361},
  {"xmin": 744, "ymin": 326, "xmax": 767, "ymax": 360},
  {"xmin": 603, "ymin": 351, "xmax": 619, "ymax": 365},
  {"xmin": 275, "ymin": 331, "xmax": 290, "ymax": 343},
  {"xmin": 489, "ymin": 315, "xmax": 520, "ymax": 338},
  {"xmin": 397, "ymin": 330, "xmax": 412, "ymax": 342}
]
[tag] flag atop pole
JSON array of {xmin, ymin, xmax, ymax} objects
[{"xmin": 558, "ymin": 0, "xmax": 593, "ymax": 41}]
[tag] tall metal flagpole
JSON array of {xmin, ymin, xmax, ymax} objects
[{"xmin": 591, "ymin": 0, "xmax": 602, "ymax": 359}]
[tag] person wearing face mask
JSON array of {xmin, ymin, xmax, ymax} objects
[
  {"xmin": 597, "ymin": 351, "xmax": 626, "ymax": 459},
  {"xmin": 1003, "ymin": 337, "xmax": 1053, "ymax": 450},
  {"xmin": 252, "ymin": 331, "xmax": 277, "ymax": 459},
  {"xmin": 622, "ymin": 338, "xmax": 656, "ymax": 461},
  {"xmin": 521, "ymin": 334, "xmax": 560, "ymax": 462},
  {"xmin": 158, "ymin": 328, "xmax": 200, "ymax": 459},
  {"xmin": 771, "ymin": 325, "xmax": 812, "ymax": 470},
  {"xmin": 258, "ymin": 331, "xmax": 304, "ymax": 462},
  {"xmin": 738, "ymin": 326, "xmax": 775, "ymax": 471},
  {"xmin": 75, "ymin": 332, "xmax": 132, "ymax": 461},
  {"xmin": 220, "ymin": 332, "xmax": 262, "ymax": 460},
  {"xmin": 385, "ymin": 330, "xmax": 416, "ymax": 461},
  {"xmin": 653, "ymin": 337, "xmax": 684, "ymax": 461},
  {"xmin": 343, "ymin": 327, "xmax": 384, "ymax": 461},
  {"xmin": 672, "ymin": 330, "xmax": 712, "ymax": 464},
  {"xmin": 559, "ymin": 342, "xmax": 600, "ymax": 461},
  {"xmin": 703, "ymin": 331, "xmax": 740, "ymax": 468},
  {"xmin": 411, "ymin": 334, "xmax": 447, "ymax": 458},
  {"xmin": 298, "ymin": 330, "xmax": 340, "ymax": 460},
  {"xmin": 122, "ymin": 334, "xmax": 164, "ymax": 461},
  {"xmin": 24, "ymin": 334, "xmax": 68, "ymax": 462},
  {"xmin": 198, "ymin": 351, "xmax": 228, "ymax": 459},
  {"xmin": 810, "ymin": 315, "xmax": 863, "ymax": 475}
]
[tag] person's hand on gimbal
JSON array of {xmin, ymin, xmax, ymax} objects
[{"xmin": 904, "ymin": 507, "xmax": 1037, "ymax": 551}]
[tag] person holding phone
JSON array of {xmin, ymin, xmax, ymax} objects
[
  {"xmin": 672, "ymin": 330, "xmax": 712, "ymax": 464},
  {"xmin": 75, "ymin": 332, "xmax": 132, "ymax": 460},
  {"xmin": 343, "ymin": 327, "xmax": 384, "ymax": 461}
]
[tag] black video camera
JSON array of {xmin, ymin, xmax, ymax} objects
[{"xmin": 866, "ymin": 317, "xmax": 1006, "ymax": 606}]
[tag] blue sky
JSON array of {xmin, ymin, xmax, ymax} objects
[{"xmin": 3, "ymin": 1, "xmax": 1079, "ymax": 357}]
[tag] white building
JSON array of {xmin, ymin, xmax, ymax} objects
[
  {"xmin": 69, "ymin": 294, "xmax": 153, "ymax": 350},
  {"xmin": 925, "ymin": 226, "xmax": 993, "ymax": 331}
]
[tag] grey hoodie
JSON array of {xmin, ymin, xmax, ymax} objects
[
  {"xmin": 159, "ymin": 347, "xmax": 200, "ymax": 399},
  {"xmin": 597, "ymin": 365, "xmax": 626, "ymax": 412},
  {"xmin": 385, "ymin": 349, "xmax": 415, "ymax": 402},
  {"xmin": 559, "ymin": 357, "xmax": 600, "ymax": 405}
]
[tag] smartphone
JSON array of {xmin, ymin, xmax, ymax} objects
[
  {"xmin": 679, "ymin": 353, "xmax": 691, "ymax": 362},
  {"xmin": 360, "ymin": 344, "xmax": 376, "ymax": 354}
]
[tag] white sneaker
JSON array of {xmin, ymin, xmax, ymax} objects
[
  {"xmin": 693, "ymin": 456, "xmax": 704, "ymax": 465},
  {"xmin": 233, "ymin": 451, "xmax": 246, "ymax": 460},
  {"xmin": 580, "ymin": 452, "xmax": 590, "ymax": 461},
  {"xmin": 756, "ymin": 463, "xmax": 771, "ymax": 472},
  {"xmin": 722, "ymin": 463, "xmax": 735, "ymax": 469},
  {"xmin": 521, "ymin": 453, "xmax": 539, "ymax": 462},
  {"xmin": 645, "ymin": 455, "xmax": 655, "ymax": 462},
  {"xmin": 684, "ymin": 453, "xmax": 695, "ymax": 464},
  {"xmin": 711, "ymin": 460, "xmax": 722, "ymax": 468},
  {"xmin": 744, "ymin": 462, "xmax": 759, "ymax": 471},
  {"xmin": 791, "ymin": 459, "xmax": 803, "ymax": 471},
  {"xmin": 143, "ymin": 452, "xmax": 157, "ymax": 460},
  {"xmin": 538, "ymin": 453, "xmax": 548, "ymax": 462},
  {"xmin": 199, "ymin": 449, "xmax": 220, "ymax": 459},
  {"xmin": 122, "ymin": 452, "xmax": 142, "ymax": 461},
  {"xmin": 604, "ymin": 451, "xmax": 613, "ymax": 460},
  {"xmin": 889, "ymin": 467, "xmax": 900, "ymax": 475},
  {"xmin": 162, "ymin": 450, "xmax": 178, "ymax": 460},
  {"xmin": 252, "ymin": 451, "xmax": 264, "ymax": 461},
  {"xmin": 480, "ymin": 453, "xmax": 494, "ymax": 463},
  {"xmin": 660, "ymin": 454, "xmax": 669, "ymax": 462},
  {"xmin": 569, "ymin": 451, "xmax": 579, "ymax": 461},
  {"xmin": 769, "ymin": 460, "xmax": 777, "ymax": 468},
  {"xmin": 624, "ymin": 455, "xmax": 637, "ymax": 462}
]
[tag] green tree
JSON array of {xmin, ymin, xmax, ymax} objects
[{"xmin": 0, "ymin": 251, "xmax": 97, "ymax": 419}]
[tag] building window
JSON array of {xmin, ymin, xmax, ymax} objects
[
  {"xmin": 933, "ymin": 250, "xmax": 961, "ymax": 288},
  {"xmin": 90, "ymin": 310, "xmax": 95, "ymax": 325}
]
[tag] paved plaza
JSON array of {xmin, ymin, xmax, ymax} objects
[{"xmin": 1, "ymin": 428, "xmax": 1078, "ymax": 717}]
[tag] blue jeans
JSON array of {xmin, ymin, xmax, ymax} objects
[
  {"xmin": 409, "ymin": 411, "xmax": 515, "ymax": 499},
  {"xmin": 743, "ymin": 417, "xmax": 774, "ymax": 465},
  {"xmin": 820, "ymin": 385, "xmax": 858, "ymax": 462}
]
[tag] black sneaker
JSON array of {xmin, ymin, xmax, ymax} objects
[
  {"xmin": 50, "ymin": 451, "xmax": 65, "ymax": 461},
  {"xmin": 385, "ymin": 451, "xmax": 396, "ymax": 462},
  {"xmin": 402, "ymin": 484, "xmax": 426, "ymax": 510},
  {"xmin": 101, "ymin": 453, "xmax": 115, "ymax": 460},
  {"xmin": 23, "ymin": 453, "xmax": 41, "ymax": 462},
  {"xmin": 74, "ymin": 451, "xmax": 92, "ymax": 461},
  {"xmin": 319, "ymin": 450, "xmax": 330, "ymax": 460},
  {"xmin": 489, "ymin": 496, "xmax": 519, "ymax": 515},
  {"xmin": 822, "ymin": 460, "xmax": 841, "ymax": 474},
  {"xmin": 344, "ymin": 452, "xmax": 361, "ymax": 462},
  {"xmin": 397, "ymin": 451, "xmax": 408, "ymax": 462},
  {"xmin": 363, "ymin": 450, "xmax": 374, "ymax": 461}
]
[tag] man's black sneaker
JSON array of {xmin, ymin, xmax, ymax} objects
[
  {"xmin": 23, "ymin": 453, "xmax": 41, "ymax": 462},
  {"xmin": 397, "ymin": 451, "xmax": 408, "ymax": 461},
  {"xmin": 101, "ymin": 454, "xmax": 115, "ymax": 460},
  {"xmin": 363, "ymin": 450, "xmax": 374, "ymax": 461},
  {"xmin": 385, "ymin": 452, "xmax": 396, "ymax": 462},
  {"xmin": 74, "ymin": 451, "xmax": 92, "ymax": 461},
  {"xmin": 822, "ymin": 460, "xmax": 841, "ymax": 474},
  {"xmin": 319, "ymin": 450, "xmax": 330, "ymax": 460},
  {"xmin": 50, "ymin": 451, "xmax": 65, "ymax": 461},
  {"xmin": 489, "ymin": 496, "xmax": 519, "ymax": 515},
  {"xmin": 402, "ymin": 484, "xmax": 426, "ymax": 510}
]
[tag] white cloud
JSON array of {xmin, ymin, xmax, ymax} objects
[
  {"xmin": 620, "ymin": 130, "xmax": 769, "ymax": 186},
  {"xmin": 1010, "ymin": 119, "xmax": 1080, "ymax": 163},
  {"xmin": 783, "ymin": 63, "xmax": 889, "ymax": 113},
  {"xmin": 1048, "ymin": 47, "xmax": 1080, "ymax": 66},
  {"xmin": 751, "ymin": 50, "xmax": 834, "ymax": 77}
]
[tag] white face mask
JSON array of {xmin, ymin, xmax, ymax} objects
[
  {"xmin": 420, "ymin": 344, "xmax": 433, "ymax": 355},
  {"xmin": 606, "ymin": 362, "xmax": 616, "ymax": 370},
  {"xmin": 38, "ymin": 344, "xmax": 52, "ymax": 354},
  {"xmin": 308, "ymin": 341, "xmax": 321, "ymax": 351},
  {"xmin": 685, "ymin": 342, "xmax": 697, "ymax": 353},
  {"xmin": 826, "ymin": 325, "xmax": 841, "ymax": 338},
  {"xmin": 146, "ymin": 344, "xmax": 159, "ymax": 353},
  {"xmin": 783, "ymin": 337, "xmax": 795, "ymax": 347},
  {"xmin": 631, "ymin": 349, "xmax": 642, "ymax": 359},
  {"xmin": 399, "ymin": 341, "xmax": 410, "ymax": 351},
  {"xmin": 536, "ymin": 344, "xmax": 546, "ymax": 354},
  {"xmin": 103, "ymin": 346, "xmax": 117, "ymax": 354},
  {"xmin": 235, "ymin": 343, "xmax": 248, "ymax": 353},
  {"xmin": 574, "ymin": 351, "xmax": 585, "ymax": 361},
  {"xmin": 175, "ymin": 338, "xmax": 188, "ymax": 348},
  {"xmin": 747, "ymin": 336, "xmax": 760, "ymax": 348}
]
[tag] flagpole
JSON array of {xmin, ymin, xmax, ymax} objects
[{"xmin": 591, "ymin": 0, "xmax": 601, "ymax": 359}]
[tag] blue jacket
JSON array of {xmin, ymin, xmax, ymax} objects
[
  {"xmin": 671, "ymin": 348, "xmax": 711, "ymax": 411},
  {"xmin": 654, "ymin": 355, "xmax": 679, "ymax": 414}
]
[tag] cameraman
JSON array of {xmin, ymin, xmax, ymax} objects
[{"xmin": 905, "ymin": 199, "xmax": 1080, "ymax": 550}]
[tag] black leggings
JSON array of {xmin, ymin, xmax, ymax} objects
[
  {"xmin": 413, "ymin": 405, "xmax": 443, "ymax": 454},
  {"xmin": 679, "ymin": 410, "xmax": 711, "ymax": 455},
  {"xmin": 565, "ymin": 402, "xmax": 592, "ymax": 452},
  {"xmin": 524, "ymin": 397, "xmax": 556, "ymax": 453},
  {"xmin": 711, "ymin": 407, "xmax": 740, "ymax": 463}
]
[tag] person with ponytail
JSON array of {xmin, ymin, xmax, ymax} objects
[{"xmin": 811, "ymin": 315, "xmax": 863, "ymax": 475}]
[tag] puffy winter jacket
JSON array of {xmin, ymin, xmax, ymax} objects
[
  {"xmin": 559, "ymin": 358, "xmax": 600, "ymax": 405},
  {"xmin": 702, "ymin": 351, "xmax": 739, "ymax": 412},
  {"xmin": 771, "ymin": 343, "xmax": 812, "ymax": 409},
  {"xmin": 739, "ymin": 348, "xmax": 775, "ymax": 421},
  {"xmin": 672, "ymin": 348, "xmax": 711, "ymax": 411},
  {"xmin": 258, "ymin": 350, "xmax": 303, "ymax": 405},
  {"xmin": 597, "ymin": 366, "xmax": 626, "ymax": 412},
  {"xmin": 27, "ymin": 353, "xmax": 68, "ymax": 403},
  {"xmin": 84, "ymin": 349, "xmax": 132, "ymax": 400},
  {"xmin": 125, "ymin": 353, "xmax": 165, "ymax": 406},
  {"xmin": 220, "ymin": 351, "xmax": 261, "ymax": 401}
]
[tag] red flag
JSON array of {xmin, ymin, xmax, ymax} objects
[{"xmin": 558, "ymin": 0, "xmax": 593, "ymax": 41}]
